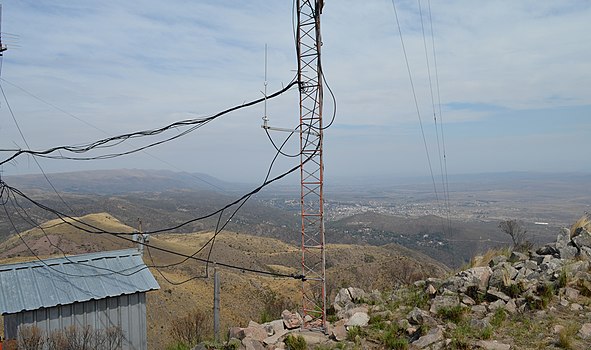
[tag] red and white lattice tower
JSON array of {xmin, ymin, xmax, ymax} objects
[{"xmin": 297, "ymin": 0, "xmax": 326, "ymax": 330}]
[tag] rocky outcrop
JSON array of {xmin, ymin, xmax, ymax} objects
[{"xmin": 210, "ymin": 224, "xmax": 591, "ymax": 350}]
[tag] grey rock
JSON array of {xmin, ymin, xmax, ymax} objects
[
  {"xmin": 564, "ymin": 287, "xmax": 580, "ymax": 300},
  {"xmin": 462, "ymin": 295, "xmax": 476, "ymax": 306},
  {"xmin": 411, "ymin": 326, "xmax": 444, "ymax": 349},
  {"xmin": 509, "ymin": 251, "xmax": 528, "ymax": 263},
  {"xmin": 457, "ymin": 266, "xmax": 492, "ymax": 291},
  {"xmin": 426, "ymin": 284, "xmax": 437, "ymax": 296},
  {"xmin": 559, "ymin": 245, "xmax": 577, "ymax": 260},
  {"xmin": 281, "ymin": 310, "xmax": 302, "ymax": 330},
  {"xmin": 263, "ymin": 329, "xmax": 289, "ymax": 346},
  {"xmin": 505, "ymin": 299, "xmax": 517, "ymax": 314},
  {"xmin": 578, "ymin": 323, "xmax": 591, "ymax": 339},
  {"xmin": 345, "ymin": 312, "xmax": 370, "ymax": 327},
  {"xmin": 488, "ymin": 300, "xmax": 506, "ymax": 311},
  {"xmin": 330, "ymin": 324, "xmax": 347, "ymax": 342},
  {"xmin": 429, "ymin": 295, "xmax": 460, "ymax": 314},
  {"xmin": 242, "ymin": 338, "xmax": 265, "ymax": 350},
  {"xmin": 489, "ymin": 255, "xmax": 507, "ymax": 267},
  {"xmin": 334, "ymin": 287, "xmax": 366, "ymax": 312},
  {"xmin": 476, "ymin": 340, "xmax": 511, "ymax": 350},
  {"xmin": 472, "ymin": 304, "xmax": 487, "ymax": 314},
  {"xmin": 486, "ymin": 288, "xmax": 511, "ymax": 302},
  {"xmin": 489, "ymin": 263, "xmax": 518, "ymax": 289},
  {"xmin": 345, "ymin": 306, "xmax": 369, "ymax": 319},
  {"xmin": 408, "ymin": 307, "xmax": 429, "ymax": 325},
  {"xmin": 572, "ymin": 230, "xmax": 591, "ymax": 250},
  {"xmin": 536, "ymin": 245, "xmax": 559, "ymax": 256}
]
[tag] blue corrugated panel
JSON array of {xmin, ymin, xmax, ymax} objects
[{"xmin": 0, "ymin": 249, "xmax": 160, "ymax": 315}]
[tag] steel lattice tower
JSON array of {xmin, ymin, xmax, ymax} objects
[{"xmin": 297, "ymin": 0, "xmax": 325, "ymax": 330}]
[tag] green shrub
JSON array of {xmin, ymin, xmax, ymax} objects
[
  {"xmin": 479, "ymin": 326, "xmax": 493, "ymax": 340},
  {"xmin": 284, "ymin": 334, "xmax": 307, "ymax": 350},
  {"xmin": 490, "ymin": 308, "xmax": 506, "ymax": 328},
  {"xmin": 381, "ymin": 324, "xmax": 408, "ymax": 349},
  {"xmin": 346, "ymin": 326, "xmax": 366, "ymax": 341},
  {"xmin": 556, "ymin": 269, "xmax": 568, "ymax": 289},
  {"xmin": 437, "ymin": 305, "xmax": 466, "ymax": 323}
]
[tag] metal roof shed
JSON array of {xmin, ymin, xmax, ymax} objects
[{"xmin": 0, "ymin": 249, "xmax": 159, "ymax": 350}]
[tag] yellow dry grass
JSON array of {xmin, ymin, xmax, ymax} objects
[
  {"xmin": 570, "ymin": 213, "xmax": 591, "ymax": 238},
  {"xmin": 0, "ymin": 212, "xmax": 450, "ymax": 349}
]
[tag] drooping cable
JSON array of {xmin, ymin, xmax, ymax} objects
[
  {"xmin": 427, "ymin": 0, "xmax": 452, "ymax": 234},
  {"xmin": 0, "ymin": 79, "xmax": 298, "ymax": 166},
  {"xmin": 390, "ymin": 0, "xmax": 442, "ymax": 220},
  {"xmin": 418, "ymin": 0, "xmax": 448, "ymax": 236}
]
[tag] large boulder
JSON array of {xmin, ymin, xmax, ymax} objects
[
  {"xmin": 489, "ymin": 263, "xmax": 518, "ymax": 289},
  {"xmin": 429, "ymin": 295, "xmax": 460, "ymax": 314},
  {"xmin": 345, "ymin": 312, "xmax": 370, "ymax": 327},
  {"xmin": 410, "ymin": 326, "xmax": 444, "ymax": 350},
  {"xmin": 333, "ymin": 287, "xmax": 367, "ymax": 312},
  {"xmin": 281, "ymin": 310, "xmax": 302, "ymax": 330}
]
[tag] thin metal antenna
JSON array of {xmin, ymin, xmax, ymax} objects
[
  {"xmin": 0, "ymin": 5, "xmax": 6, "ymax": 56},
  {"xmin": 262, "ymin": 44, "xmax": 269, "ymax": 128}
]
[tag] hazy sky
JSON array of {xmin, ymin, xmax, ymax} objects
[{"xmin": 0, "ymin": 1, "xmax": 589, "ymax": 184}]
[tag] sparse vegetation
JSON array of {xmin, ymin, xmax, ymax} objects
[
  {"xmin": 170, "ymin": 309, "xmax": 211, "ymax": 348},
  {"xmin": 284, "ymin": 334, "xmax": 307, "ymax": 350},
  {"xmin": 437, "ymin": 305, "xmax": 467, "ymax": 323},
  {"xmin": 498, "ymin": 219, "xmax": 531, "ymax": 251},
  {"xmin": 16, "ymin": 325, "xmax": 123, "ymax": 350}
]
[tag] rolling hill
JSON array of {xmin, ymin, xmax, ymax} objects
[{"xmin": 0, "ymin": 213, "xmax": 448, "ymax": 349}]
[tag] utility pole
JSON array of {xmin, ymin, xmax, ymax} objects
[
  {"xmin": 213, "ymin": 266, "xmax": 220, "ymax": 342},
  {"xmin": 297, "ymin": 0, "xmax": 326, "ymax": 331}
]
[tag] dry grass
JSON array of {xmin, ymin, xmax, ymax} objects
[
  {"xmin": 570, "ymin": 213, "xmax": 591, "ymax": 238},
  {"xmin": 469, "ymin": 247, "xmax": 511, "ymax": 268},
  {"xmin": 0, "ymin": 212, "xmax": 450, "ymax": 349}
]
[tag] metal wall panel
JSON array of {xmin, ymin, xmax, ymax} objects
[{"xmin": 3, "ymin": 292, "xmax": 148, "ymax": 350}]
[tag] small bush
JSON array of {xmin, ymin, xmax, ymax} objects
[
  {"xmin": 437, "ymin": 305, "xmax": 466, "ymax": 323},
  {"xmin": 17, "ymin": 325, "xmax": 45, "ymax": 350},
  {"xmin": 479, "ymin": 326, "xmax": 493, "ymax": 340},
  {"xmin": 284, "ymin": 334, "xmax": 307, "ymax": 350},
  {"xmin": 346, "ymin": 326, "xmax": 365, "ymax": 341},
  {"xmin": 503, "ymin": 283, "xmax": 524, "ymax": 299},
  {"xmin": 170, "ymin": 309, "xmax": 211, "ymax": 347},
  {"xmin": 556, "ymin": 269, "xmax": 568, "ymax": 289},
  {"xmin": 490, "ymin": 308, "xmax": 506, "ymax": 328},
  {"xmin": 381, "ymin": 324, "xmax": 408, "ymax": 349}
]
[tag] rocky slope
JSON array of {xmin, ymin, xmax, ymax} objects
[{"xmin": 213, "ymin": 215, "xmax": 591, "ymax": 350}]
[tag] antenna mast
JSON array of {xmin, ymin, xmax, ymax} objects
[{"xmin": 297, "ymin": 0, "xmax": 325, "ymax": 330}]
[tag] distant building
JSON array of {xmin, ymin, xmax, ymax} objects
[{"xmin": 0, "ymin": 249, "xmax": 159, "ymax": 350}]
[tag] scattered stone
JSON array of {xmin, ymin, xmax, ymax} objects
[
  {"xmin": 298, "ymin": 331, "xmax": 327, "ymax": 345},
  {"xmin": 488, "ymin": 300, "xmax": 506, "ymax": 311},
  {"xmin": 462, "ymin": 295, "xmax": 475, "ymax": 306},
  {"xmin": 345, "ymin": 312, "xmax": 370, "ymax": 327},
  {"xmin": 578, "ymin": 323, "xmax": 591, "ymax": 339},
  {"xmin": 553, "ymin": 325, "xmax": 565, "ymax": 334},
  {"xmin": 504, "ymin": 299, "xmax": 517, "ymax": 314},
  {"xmin": 564, "ymin": 287, "xmax": 580, "ymax": 300},
  {"xmin": 263, "ymin": 329, "xmax": 289, "ymax": 346},
  {"xmin": 242, "ymin": 324, "xmax": 268, "ymax": 342},
  {"xmin": 408, "ymin": 307, "xmax": 429, "ymax": 325},
  {"xmin": 509, "ymin": 251, "xmax": 528, "ymax": 263},
  {"xmin": 242, "ymin": 338, "xmax": 265, "ymax": 350},
  {"xmin": 570, "ymin": 303, "xmax": 583, "ymax": 311},
  {"xmin": 411, "ymin": 326, "xmax": 444, "ymax": 349},
  {"xmin": 476, "ymin": 340, "xmax": 511, "ymax": 350},
  {"xmin": 281, "ymin": 310, "xmax": 302, "ymax": 330},
  {"xmin": 330, "ymin": 324, "xmax": 347, "ymax": 342},
  {"xmin": 426, "ymin": 284, "xmax": 437, "ymax": 296},
  {"xmin": 486, "ymin": 288, "xmax": 510, "ymax": 302},
  {"xmin": 429, "ymin": 295, "xmax": 460, "ymax": 314},
  {"xmin": 489, "ymin": 255, "xmax": 507, "ymax": 267}
]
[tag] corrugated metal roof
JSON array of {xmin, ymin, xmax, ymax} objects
[{"xmin": 0, "ymin": 249, "xmax": 160, "ymax": 315}]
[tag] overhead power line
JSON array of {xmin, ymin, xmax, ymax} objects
[{"xmin": 0, "ymin": 78, "xmax": 298, "ymax": 166}]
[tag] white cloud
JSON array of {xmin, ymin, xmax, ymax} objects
[{"xmin": 0, "ymin": 0, "xmax": 589, "ymax": 180}]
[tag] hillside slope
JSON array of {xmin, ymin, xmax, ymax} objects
[{"xmin": 0, "ymin": 213, "xmax": 448, "ymax": 349}]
